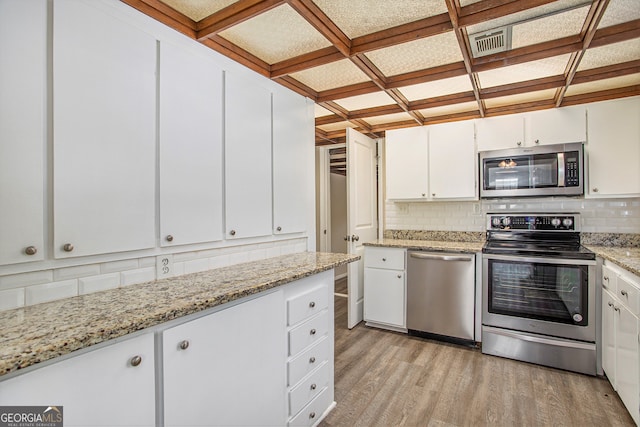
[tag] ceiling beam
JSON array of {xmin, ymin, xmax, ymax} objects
[
  {"xmin": 561, "ymin": 85, "xmax": 640, "ymax": 106},
  {"xmin": 196, "ymin": 0, "xmax": 285, "ymax": 40},
  {"xmin": 590, "ymin": 18, "xmax": 640, "ymax": 48},
  {"xmin": 120, "ymin": 0, "xmax": 196, "ymax": 38},
  {"xmin": 386, "ymin": 62, "xmax": 468, "ymax": 89},
  {"xmin": 286, "ymin": 0, "xmax": 351, "ymax": 56},
  {"xmin": 316, "ymin": 81, "xmax": 380, "ymax": 103},
  {"xmin": 481, "ymin": 75, "xmax": 566, "ymax": 99},
  {"xmin": 201, "ymin": 36, "xmax": 271, "ymax": 77},
  {"xmin": 458, "ymin": 0, "xmax": 557, "ymax": 27},
  {"xmin": 409, "ymin": 91, "xmax": 478, "ymax": 111},
  {"xmin": 572, "ymin": 60, "xmax": 640, "ymax": 85},
  {"xmin": 270, "ymin": 47, "xmax": 343, "ymax": 78},
  {"xmin": 272, "ymin": 75, "xmax": 318, "ymax": 99}
]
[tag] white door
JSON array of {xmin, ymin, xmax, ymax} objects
[{"xmin": 346, "ymin": 128, "xmax": 378, "ymax": 329}]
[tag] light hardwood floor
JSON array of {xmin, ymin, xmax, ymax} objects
[{"xmin": 321, "ymin": 295, "xmax": 634, "ymax": 427}]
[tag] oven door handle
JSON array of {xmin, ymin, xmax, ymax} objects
[
  {"xmin": 482, "ymin": 253, "xmax": 596, "ymax": 266},
  {"xmin": 410, "ymin": 253, "xmax": 473, "ymax": 262},
  {"xmin": 484, "ymin": 327, "xmax": 595, "ymax": 351}
]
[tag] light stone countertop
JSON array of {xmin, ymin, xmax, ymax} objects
[
  {"xmin": 364, "ymin": 239, "xmax": 484, "ymax": 253},
  {"xmin": 0, "ymin": 252, "xmax": 359, "ymax": 378},
  {"xmin": 584, "ymin": 245, "xmax": 640, "ymax": 276}
]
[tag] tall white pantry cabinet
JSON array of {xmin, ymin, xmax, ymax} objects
[{"xmin": 0, "ymin": 0, "xmax": 315, "ymax": 269}]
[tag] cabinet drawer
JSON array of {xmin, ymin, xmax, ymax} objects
[
  {"xmin": 602, "ymin": 265, "xmax": 618, "ymax": 294},
  {"xmin": 288, "ymin": 337, "xmax": 329, "ymax": 387},
  {"xmin": 618, "ymin": 275, "xmax": 640, "ymax": 316},
  {"xmin": 289, "ymin": 310, "xmax": 328, "ymax": 356},
  {"xmin": 288, "ymin": 285, "xmax": 328, "ymax": 326},
  {"xmin": 289, "ymin": 361, "xmax": 329, "ymax": 416},
  {"xmin": 288, "ymin": 386, "xmax": 330, "ymax": 427},
  {"xmin": 364, "ymin": 247, "xmax": 405, "ymax": 270}
]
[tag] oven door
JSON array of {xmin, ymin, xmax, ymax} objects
[{"xmin": 482, "ymin": 254, "xmax": 596, "ymax": 342}]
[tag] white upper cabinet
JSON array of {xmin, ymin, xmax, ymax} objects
[
  {"xmin": 428, "ymin": 120, "xmax": 476, "ymax": 200},
  {"xmin": 476, "ymin": 115, "xmax": 525, "ymax": 151},
  {"xmin": 53, "ymin": 0, "xmax": 156, "ymax": 258},
  {"xmin": 527, "ymin": 106, "xmax": 586, "ymax": 146},
  {"xmin": 586, "ymin": 96, "xmax": 640, "ymax": 198},
  {"xmin": 385, "ymin": 127, "xmax": 428, "ymax": 200},
  {"xmin": 0, "ymin": 0, "xmax": 46, "ymax": 265},
  {"xmin": 159, "ymin": 41, "xmax": 224, "ymax": 247},
  {"xmin": 272, "ymin": 87, "xmax": 312, "ymax": 235},
  {"xmin": 224, "ymin": 71, "xmax": 273, "ymax": 239}
]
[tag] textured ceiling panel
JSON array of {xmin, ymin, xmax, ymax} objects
[
  {"xmin": 290, "ymin": 59, "xmax": 371, "ymax": 92},
  {"xmin": 598, "ymin": 0, "xmax": 640, "ymax": 28},
  {"xmin": 219, "ymin": 4, "xmax": 331, "ymax": 64},
  {"xmin": 160, "ymin": 0, "xmax": 238, "ymax": 22},
  {"xmin": 564, "ymin": 73, "xmax": 640, "ymax": 96},
  {"xmin": 312, "ymin": 0, "xmax": 448, "ymax": 39},
  {"xmin": 317, "ymin": 121, "xmax": 354, "ymax": 132},
  {"xmin": 334, "ymin": 91, "xmax": 397, "ymax": 111},
  {"xmin": 478, "ymin": 54, "xmax": 572, "ymax": 88},
  {"xmin": 484, "ymin": 89, "xmax": 557, "ymax": 108},
  {"xmin": 397, "ymin": 75, "xmax": 474, "ymax": 101},
  {"xmin": 315, "ymin": 104, "xmax": 334, "ymax": 118},
  {"xmin": 362, "ymin": 112, "xmax": 415, "ymax": 125},
  {"xmin": 364, "ymin": 32, "xmax": 463, "ymax": 77},
  {"xmin": 418, "ymin": 101, "xmax": 479, "ymax": 118},
  {"xmin": 578, "ymin": 38, "xmax": 640, "ymax": 71},
  {"xmin": 512, "ymin": 5, "xmax": 589, "ymax": 49},
  {"xmin": 468, "ymin": 0, "xmax": 590, "ymax": 35}
]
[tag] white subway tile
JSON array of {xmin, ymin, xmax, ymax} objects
[
  {"xmin": 120, "ymin": 267, "xmax": 155, "ymax": 287},
  {"xmin": 266, "ymin": 247, "xmax": 281, "ymax": 258},
  {"xmin": 173, "ymin": 251, "xmax": 199, "ymax": 262},
  {"xmin": 209, "ymin": 255, "xmax": 230, "ymax": 269},
  {"xmin": 229, "ymin": 252, "xmax": 250, "ymax": 265},
  {"xmin": 184, "ymin": 258, "xmax": 210, "ymax": 274},
  {"xmin": 249, "ymin": 249, "xmax": 267, "ymax": 261},
  {"xmin": 79, "ymin": 273, "xmax": 120, "ymax": 294},
  {"xmin": 197, "ymin": 249, "xmax": 220, "ymax": 259},
  {"xmin": 26, "ymin": 279, "xmax": 78, "ymax": 306},
  {"xmin": 101, "ymin": 259, "xmax": 139, "ymax": 274},
  {"xmin": 54, "ymin": 264, "xmax": 101, "ymax": 281},
  {"xmin": 172, "ymin": 262, "xmax": 185, "ymax": 277},
  {"xmin": 0, "ymin": 270, "xmax": 54, "ymax": 290},
  {"xmin": 0, "ymin": 288, "xmax": 25, "ymax": 311},
  {"xmin": 139, "ymin": 257, "xmax": 156, "ymax": 268}
]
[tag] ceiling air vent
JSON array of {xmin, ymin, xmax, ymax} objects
[{"xmin": 469, "ymin": 26, "xmax": 512, "ymax": 58}]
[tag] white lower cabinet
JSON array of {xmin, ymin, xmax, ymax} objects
[
  {"xmin": 0, "ymin": 333, "xmax": 156, "ymax": 427},
  {"xmin": 285, "ymin": 271, "xmax": 335, "ymax": 426},
  {"xmin": 163, "ymin": 290, "xmax": 286, "ymax": 427},
  {"xmin": 363, "ymin": 247, "xmax": 407, "ymax": 331},
  {"xmin": 601, "ymin": 261, "xmax": 640, "ymax": 425}
]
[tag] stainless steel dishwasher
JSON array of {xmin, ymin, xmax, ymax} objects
[{"xmin": 407, "ymin": 251, "xmax": 475, "ymax": 343}]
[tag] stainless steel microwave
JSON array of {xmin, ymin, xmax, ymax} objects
[{"xmin": 479, "ymin": 142, "xmax": 584, "ymax": 198}]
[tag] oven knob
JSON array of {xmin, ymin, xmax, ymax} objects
[
  {"xmin": 501, "ymin": 217, "xmax": 511, "ymax": 226},
  {"xmin": 562, "ymin": 218, "xmax": 573, "ymax": 228},
  {"xmin": 551, "ymin": 218, "xmax": 561, "ymax": 227},
  {"xmin": 573, "ymin": 313, "xmax": 583, "ymax": 323},
  {"xmin": 491, "ymin": 217, "xmax": 501, "ymax": 227}
]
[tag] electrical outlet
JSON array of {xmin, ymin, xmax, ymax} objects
[{"xmin": 156, "ymin": 254, "xmax": 174, "ymax": 279}]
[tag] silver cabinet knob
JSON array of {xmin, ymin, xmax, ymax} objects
[
  {"xmin": 166, "ymin": 235, "xmax": 174, "ymax": 242},
  {"xmin": 309, "ymin": 356, "xmax": 316, "ymax": 363},
  {"xmin": 179, "ymin": 340, "xmax": 189, "ymax": 350},
  {"xmin": 310, "ymin": 328, "xmax": 316, "ymax": 335},
  {"xmin": 382, "ymin": 258, "xmax": 386, "ymax": 261},
  {"xmin": 614, "ymin": 306, "xmax": 620, "ymax": 312},
  {"xmin": 276, "ymin": 226, "xmax": 282, "ymax": 232},
  {"xmin": 432, "ymin": 193, "xmax": 436, "ymax": 197},
  {"xmin": 130, "ymin": 355, "xmax": 142, "ymax": 367},
  {"xmin": 397, "ymin": 274, "xmax": 402, "ymax": 279},
  {"xmin": 229, "ymin": 230, "xmax": 236, "ymax": 236},
  {"xmin": 25, "ymin": 246, "xmax": 37, "ymax": 255},
  {"xmin": 309, "ymin": 412, "xmax": 316, "ymax": 419},
  {"xmin": 352, "ymin": 235, "xmax": 359, "ymax": 242},
  {"xmin": 309, "ymin": 301, "xmax": 316, "ymax": 308},
  {"xmin": 310, "ymin": 383, "xmax": 317, "ymax": 390},
  {"xmin": 534, "ymin": 139, "xmax": 540, "ymax": 144},
  {"xmin": 608, "ymin": 301, "xmax": 614, "ymax": 307},
  {"xmin": 592, "ymin": 188, "xmax": 599, "ymax": 193},
  {"xmin": 621, "ymin": 290, "xmax": 628, "ymax": 296},
  {"xmin": 63, "ymin": 243, "xmax": 74, "ymax": 252},
  {"xmin": 421, "ymin": 193, "xmax": 426, "ymax": 197},
  {"xmin": 517, "ymin": 141, "xmax": 522, "ymax": 146},
  {"xmin": 604, "ymin": 276, "xmax": 609, "ymax": 281}
]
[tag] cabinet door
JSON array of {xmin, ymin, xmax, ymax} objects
[
  {"xmin": 586, "ymin": 97, "xmax": 640, "ymax": 198},
  {"xmin": 363, "ymin": 268, "xmax": 405, "ymax": 327},
  {"xmin": 53, "ymin": 0, "xmax": 156, "ymax": 258},
  {"xmin": 527, "ymin": 106, "xmax": 586, "ymax": 145},
  {"xmin": 163, "ymin": 290, "xmax": 286, "ymax": 427},
  {"xmin": 272, "ymin": 87, "xmax": 312, "ymax": 235},
  {"xmin": 602, "ymin": 289, "xmax": 617, "ymax": 387},
  {"xmin": 428, "ymin": 120, "xmax": 477, "ymax": 200},
  {"xmin": 159, "ymin": 41, "xmax": 223, "ymax": 246},
  {"xmin": 224, "ymin": 71, "xmax": 272, "ymax": 239},
  {"xmin": 385, "ymin": 127, "xmax": 428, "ymax": 200},
  {"xmin": 616, "ymin": 304, "xmax": 639, "ymax": 425},
  {"xmin": 0, "ymin": 333, "xmax": 155, "ymax": 427},
  {"xmin": 0, "ymin": 0, "xmax": 46, "ymax": 265},
  {"xmin": 476, "ymin": 115, "xmax": 524, "ymax": 151}
]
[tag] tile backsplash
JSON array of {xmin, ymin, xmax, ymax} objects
[{"xmin": 385, "ymin": 197, "xmax": 640, "ymax": 233}]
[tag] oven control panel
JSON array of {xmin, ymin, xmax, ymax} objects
[{"xmin": 488, "ymin": 214, "xmax": 579, "ymax": 231}]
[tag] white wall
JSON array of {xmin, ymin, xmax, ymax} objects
[{"xmin": 385, "ymin": 197, "xmax": 640, "ymax": 233}]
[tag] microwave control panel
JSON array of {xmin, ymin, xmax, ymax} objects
[{"xmin": 565, "ymin": 152, "xmax": 580, "ymax": 186}]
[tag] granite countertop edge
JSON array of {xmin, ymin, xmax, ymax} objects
[
  {"xmin": 0, "ymin": 252, "xmax": 359, "ymax": 378},
  {"xmin": 583, "ymin": 245, "xmax": 640, "ymax": 277},
  {"xmin": 364, "ymin": 239, "xmax": 484, "ymax": 253}
]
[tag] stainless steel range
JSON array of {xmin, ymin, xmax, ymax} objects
[{"xmin": 481, "ymin": 213, "xmax": 598, "ymax": 375}]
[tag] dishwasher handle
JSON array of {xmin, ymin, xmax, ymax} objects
[{"xmin": 409, "ymin": 252, "xmax": 473, "ymax": 262}]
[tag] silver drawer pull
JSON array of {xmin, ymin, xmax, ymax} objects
[
  {"xmin": 309, "ymin": 356, "xmax": 316, "ymax": 363},
  {"xmin": 310, "ymin": 329, "xmax": 316, "ymax": 335},
  {"xmin": 621, "ymin": 290, "xmax": 628, "ymax": 296},
  {"xmin": 130, "ymin": 355, "xmax": 142, "ymax": 367},
  {"xmin": 309, "ymin": 301, "xmax": 316, "ymax": 308},
  {"xmin": 410, "ymin": 252, "xmax": 472, "ymax": 262},
  {"xmin": 309, "ymin": 412, "xmax": 316, "ymax": 419},
  {"xmin": 382, "ymin": 258, "xmax": 386, "ymax": 261},
  {"xmin": 310, "ymin": 383, "xmax": 317, "ymax": 390},
  {"xmin": 179, "ymin": 340, "xmax": 190, "ymax": 350},
  {"xmin": 608, "ymin": 301, "xmax": 614, "ymax": 307}
]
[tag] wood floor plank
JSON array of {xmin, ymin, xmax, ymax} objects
[{"xmin": 321, "ymin": 296, "xmax": 635, "ymax": 427}]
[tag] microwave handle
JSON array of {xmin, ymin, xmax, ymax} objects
[{"xmin": 557, "ymin": 152, "xmax": 565, "ymax": 187}]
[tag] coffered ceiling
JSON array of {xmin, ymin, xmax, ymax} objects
[{"xmin": 122, "ymin": 0, "xmax": 640, "ymax": 145}]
